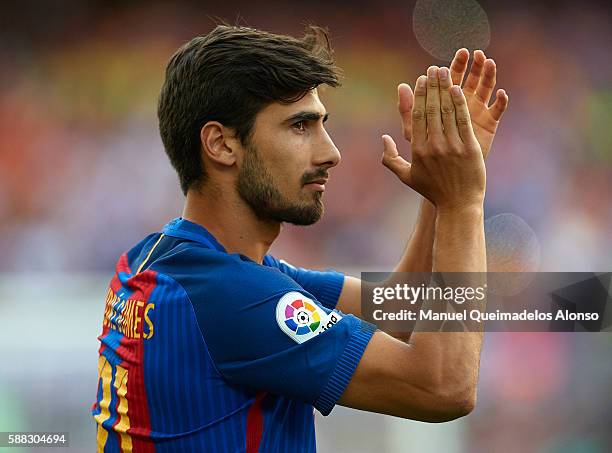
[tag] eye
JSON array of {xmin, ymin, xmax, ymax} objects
[{"xmin": 292, "ymin": 120, "xmax": 306, "ymax": 132}]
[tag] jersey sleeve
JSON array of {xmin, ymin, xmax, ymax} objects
[
  {"xmin": 264, "ymin": 255, "xmax": 345, "ymax": 311},
  {"xmin": 161, "ymin": 250, "xmax": 375, "ymax": 416}
]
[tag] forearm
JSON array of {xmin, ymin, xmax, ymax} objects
[
  {"xmin": 337, "ymin": 198, "xmax": 435, "ymax": 320},
  {"xmin": 393, "ymin": 198, "xmax": 436, "ymax": 273},
  {"xmin": 433, "ymin": 205, "xmax": 486, "ymax": 272},
  {"xmin": 379, "ymin": 198, "xmax": 435, "ymax": 340},
  {"xmin": 409, "ymin": 204, "xmax": 487, "ymax": 400}
]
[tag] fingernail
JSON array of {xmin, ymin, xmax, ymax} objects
[
  {"xmin": 427, "ymin": 66, "xmax": 438, "ymax": 77},
  {"xmin": 417, "ymin": 76, "xmax": 426, "ymax": 87},
  {"xmin": 439, "ymin": 67, "xmax": 449, "ymax": 79},
  {"xmin": 451, "ymin": 85, "xmax": 461, "ymax": 96}
]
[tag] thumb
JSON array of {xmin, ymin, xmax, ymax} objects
[{"xmin": 381, "ymin": 134, "xmax": 412, "ymax": 185}]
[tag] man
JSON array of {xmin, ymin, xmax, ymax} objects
[{"xmin": 92, "ymin": 25, "xmax": 508, "ymax": 452}]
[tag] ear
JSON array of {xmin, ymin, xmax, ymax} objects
[{"xmin": 200, "ymin": 121, "xmax": 239, "ymax": 167}]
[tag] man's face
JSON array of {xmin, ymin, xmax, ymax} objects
[{"xmin": 236, "ymin": 89, "xmax": 341, "ymax": 225}]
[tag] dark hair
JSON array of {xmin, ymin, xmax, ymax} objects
[{"xmin": 158, "ymin": 24, "xmax": 341, "ymax": 195}]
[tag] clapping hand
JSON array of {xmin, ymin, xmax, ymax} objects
[{"xmin": 396, "ymin": 49, "xmax": 508, "ymax": 160}]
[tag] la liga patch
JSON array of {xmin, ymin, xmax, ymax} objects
[{"xmin": 276, "ymin": 291, "xmax": 342, "ymax": 343}]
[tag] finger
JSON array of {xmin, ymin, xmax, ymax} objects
[
  {"xmin": 425, "ymin": 66, "xmax": 443, "ymax": 137},
  {"xmin": 398, "ymin": 83, "xmax": 414, "ymax": 141},
  {"xmin": 438, "ymin": 67, "xmax": 460, "ymax": 141},
  {"xmin": 381, "ymin": 134, "xmax": 412, "ymax": 185},
  {"xmin": 450, "ymin": 85, "xmax": 478, "ymax": 145},
  {"xmin": 412, "ymin": 75, "xmax": 427, "ymax": 147},
  {"xmin": 489, "ymin": 89, "xmax": 509, "ymax": 121},
  {"xmin": 463, "ymin": 50, "xmax": 486, "ymax": 94},
  {"xmin": 475, "ymin": 58, "xmax": 496, "ymax": 105},
  {"xmin": 450, "ymin": 48, "xmax": 469, "ymax": 86}
]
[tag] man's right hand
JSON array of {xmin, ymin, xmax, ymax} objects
[
  {"xmin": 381, "ymin": 66, "xmax": 486, "ymax": 212},
  {"xmin": 339, "ymin": 69, "xmax": 488, "ymax": 423}
]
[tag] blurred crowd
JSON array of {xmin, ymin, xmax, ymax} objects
[
  {"xmin": 0, "ymin": 1, "xmax": 610, "ymax": 451},
  {"xmin": 0, "ymin": 1, "xmax": 610, "ymax": 273}
]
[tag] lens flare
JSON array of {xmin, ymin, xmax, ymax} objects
[
  {"xmin": 413, "ymin": 0, "xmax": 491, "ymax": 61},
  {"xmin": 485, "ymin": 213, "xmax": 541, "ymax": 296}
]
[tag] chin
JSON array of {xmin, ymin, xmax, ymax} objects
[{"xmin": 283, "ymin": 200, "xmax": 324, "ymax": 226}]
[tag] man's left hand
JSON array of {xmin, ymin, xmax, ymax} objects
[{"xmin": 398, "ymin": 49, "xmax": 509, "ymax": 160}]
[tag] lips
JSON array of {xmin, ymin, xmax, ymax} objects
[
  {"xmin": 304, "ymin": 179, "xmax": 328, "ymax": 186},
  {"xmin": 303, "ymin": 178, "xmax": 327, "ymax": 192}
]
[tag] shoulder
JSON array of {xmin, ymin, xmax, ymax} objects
[
  {"xmin": 150, "ymin": 243, "xmax": 302, "ymax": 303},
  {"xmin": 125, "ymin": 233, "xmax": 161, "ymax": 266}
]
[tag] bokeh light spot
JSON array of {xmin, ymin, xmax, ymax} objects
[
  {"xmin": 485, "ymin": 213, "xmax": 541, "ymax": 296},
  {"xmin": 412, "ymin": 0, "xmax": 491, "ymax": 61}
]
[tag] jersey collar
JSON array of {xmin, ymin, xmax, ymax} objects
[{"xmin": 162, "ymin": 218, "xmax": 227, "ymax": 253}]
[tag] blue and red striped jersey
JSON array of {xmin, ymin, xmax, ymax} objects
[{"xmin": 92, "ymin": 218, "xmax": 376, "ymax": 452}]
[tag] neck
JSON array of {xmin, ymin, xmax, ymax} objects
[{"xmin": 182, "ymin": 184, "xmax": 281, "ymax": 264}]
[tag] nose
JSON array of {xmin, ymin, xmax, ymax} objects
[{"xmin": 313, "ymin": 128, "xmax": 341, "ymax": 169}]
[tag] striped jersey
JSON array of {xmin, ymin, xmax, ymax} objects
[{"xmin": 92, "ymin": 218, "xmax": 376, "ymax": 452}]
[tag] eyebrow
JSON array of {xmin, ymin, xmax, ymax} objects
[{"xmin": 284, "ymin": 111, "xmax": 329, "ymax": 124}]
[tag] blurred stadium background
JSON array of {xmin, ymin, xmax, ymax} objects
[{"xmin": 0, "ymin": 0, "xmax": 611, "ymax": 451}]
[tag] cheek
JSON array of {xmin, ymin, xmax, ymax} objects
[
  {"xmin": 271, "ymin": 163, "xmax": 303, "ymax": 193},
  {"xmin": 263, "ymin": 136, "xmax": 309, "ymax": 187}
]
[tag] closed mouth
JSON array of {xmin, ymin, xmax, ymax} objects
[{"xmin": 304, "ymin": 179, "xmax": 328, "ymax": 186}]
